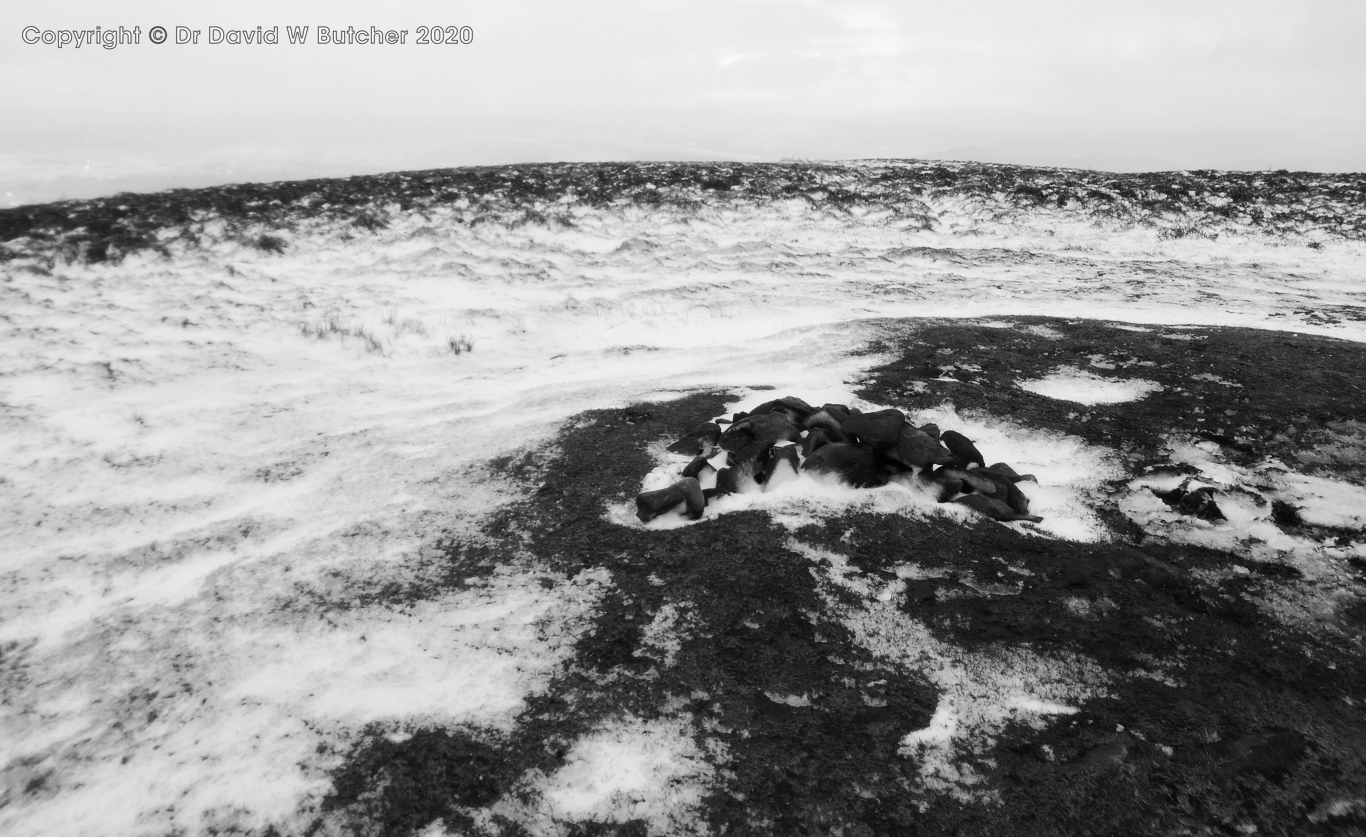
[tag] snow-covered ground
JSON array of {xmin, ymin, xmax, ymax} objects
[{"xmin": 2, "ymin": 163, "xmax": 1365, "ymax": 835}]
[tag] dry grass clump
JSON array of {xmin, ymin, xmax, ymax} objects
[
  {"xmin": 254, "ymin": 234, "xmax": 287, "ymax": 254},
  {"xmin": 383, "ymin": 309, "xmax": 431, "ymax": 337},
  {"xmin": 298, "ymin": 309, "xmax": 472, "ymax": 358},
  {"xmin": 298, "ymin": 313, "xmax": 388, "ymax": 355}
]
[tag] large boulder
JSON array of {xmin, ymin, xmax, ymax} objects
[
  {"xmin": 636, "ymin": 477, "xmax": 707, "ymax": 521},
  {"xmin": 715, "ymin": 461, "xmax": 761, "ymax": 495},
  {"xmin": 681, "ymin": 454, "xmax": 715, "ymax": 480},
  {"xmin": 983, "ymin": 462, "xmax": 1035, "ymax": 483},
  {"xmin": 730, "ymin": 440, "xmax": 774, "ymax": 469},
  {"xmin": 802, "ymin": 427, "xmax": 834, "ymax": 457},
  {"xmin": 802, "ymin": 409, "xmax": 847, "ymax": 441},
  {"xmin": 820, "ymin": 403, "xmax": 853, "ymax": 423},
  {"xmin": 885, "ymin": 425, "xmax": 956, "ymax": 469},
  {"xmin": 666, "ymin": 422, "xmax": 721, "ymax": 456},
  {"xmin": 937, "ymin": 466, "xmax": 999, "ymax": 496},
  {"xmin": 920, "ymin": 468, "xmax": 963, "ymax": 502},
  {"xmin": 953, "ymin": 493, "xmax": 1042, "ymax": 522},
  {"xmin": 974, "ymin": 468, "xmax": 1033, "ymax": 514},
  {"xmin": 721, "ymin": 412, "xmax": 800, "ymax": 451},
  {"xmin": 718, "ymin": 421, "xmax": 755, "ymax": 453},
  {"xmin": 841, "ymin": 408, "xmax": 906, "ymax": 449},
  {"xmin": 747, "ymin": 412, "xmax": 802, "ymax": 445},
  {"xmin": 803, "ymin": 443, "xmax": 885, "ymax": 488},
  {"xmin": 751, "ymin": 396, "xmax": 814, "ymax": 421},
  {"xmin": 940, "ymin": 430, "xmax": 986, "ymax": 468}
]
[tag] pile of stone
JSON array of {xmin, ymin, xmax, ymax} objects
[{"xmin": 636, "ymin": 395, "xmax": 1044, "ymax": 524}]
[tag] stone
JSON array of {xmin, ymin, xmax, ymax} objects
[
  {"xmin": 1178, "ymin": 487, "xmax": 1226, "ymax": 521},
  {"xmin": 636, "ymin": 477, "xmax": 706, "ymax": 522},
  {"xmin": 953, "ymin": 493, "xmax": 1043, "ymax": 522},
  {"xmin": 666, "ymin": 422, "xmax": 721, "ymax": 455},
  {"xmin": 841, "ymin": 408, "xmax": 907, "ymax": 449},
  {"xmin": 821, "ymin": 403, "xmax": 852, "ymax": 423},
  {"xmin": 802, "ymin": 427, "xmax": 833, "ymax": 456},
  {"xmin": 722, "ymin": 412, "xmax": 799, "ymax": 451},
  {"xmin": 776, "ymin": 395, "xmax": 814, "ymax": 418},
  {"xmin": 718, "ymin": 421, "xmax": 755, "ymax": 453},
  {"xmin": 746, "ymin": 412, "xmax": 802, "ymax": 445},
  {"xmin": 974, "ymin": 468, "xmax": 1033, "ymax": 514},
  {"xmin": 731, "ymin": 440, "xmax": 774, "ymax": 470},
  {"xmin": 874, "ymin": 448, "xmax": 914, "ymax": 475},
  {"xmin": 921, "ymin": 469, "xmax": 963, "ymax": 502},
  {"xmin": 938, "ymin": 467, "xmax": 999, "ymax": 496},
  {"xmin": 681, "ymin": 454, "xmax": 714, "ymax": 480},
  {"xmin": 803, "ymin": 443, "xmax": 885, "ymax": 488},
  {"xmin": 716, "ymin": 463, "xmax": 760, "ymax": 495},
  {"xmin": 940, "ymin": 430, "xmax": 986, "ymax": 468},
  {"xmin": 885, "ymin": 426, "xmax": 956, "ymax": 469},
  {"xmin": 802, "ymin": 409, "xmax": 846, "ymax": 439},
  {"xmin": 918, "ymin": 422, "xmax": 941, "ymax": 441},
  {"xmin": 761, "ymin": 445, "xmax": 801, "ymax": 489},
  {"xmin": 1155, "ymin": 484, "xmax": 1227, "ymax": 522},
  {"xmin": 1005, "ymin": 482, "xmax": 1031, "ymax": 515},
  {"xmin": 985, "ymin": 462, "xmax": 1021, "ymax": 479},
  {"xmin": 980, "ymin": 463, "xmax": 1037, "ymax": 484},
  {"xmin": 751, "ymin": 395, "xmax": 813, "ymax": 420},
  {"xmin": 681, "ymin": 477, "xmax": 706, "ymax": 519}
]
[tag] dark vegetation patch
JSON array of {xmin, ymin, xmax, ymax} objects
[
  {"xmin": 318, "ymin": 389, "xmax": 945, "ymax": 835},
  {"xmin": 793, "ymin": 505, "xmax": 1364, "ymax": 835},
  {"xmin": 254, "ymin": 233, "xmax": 288, "ymax": 254},
  {"xmin": 318, "ymin": 321, "xmax": 1366, "ymax": 836},
  {"xmin": 857, "ymin": 316, "xmax": 1366, "ymax": 487},
  {"xmin": 3, "ymin": 162, "xmax": 1364, "ymax": 265}
]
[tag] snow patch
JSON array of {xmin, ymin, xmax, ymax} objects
[
  {"xmin": 793, "ymin": 539, "xmax": 1110, "ymax": 804},
  {"xmin": 1191, "ymin": 372, "xmax": 1243, "ymax": 388},
  {"xmin": 1119, "ymin": 440, "xmax": 1366, "ymax": 632},
  {"xmin": 0, "ymin": 568, "xmax": 610, "ymax": 837},
  {"xmin": 636, "ymin": 601, "xmax": 698, "ymax": 668},
  {"xmin": 1017, "ymin": 366, "xmax": 1162, "ymax": 405},
  {"xmin": 497, "ymin": 715, "xmax": 721, "ymax": 836}
]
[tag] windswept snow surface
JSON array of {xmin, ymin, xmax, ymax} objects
[{"xmin": 2, "ymin": 161, "xmax": 1366, "ymax": 835}]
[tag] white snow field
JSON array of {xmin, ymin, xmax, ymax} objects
[{"xmin": 2, "ymin": 162, "xmax": 1365, "ymax": 836}]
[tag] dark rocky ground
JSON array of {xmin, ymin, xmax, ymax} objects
[
  {"xmin": 3, "ymin": 161, "xmax": 1364, "ymax": 266},
  {"xmin": 318, "ymin": 317, "xmax": 1366, "ymax": 837}
]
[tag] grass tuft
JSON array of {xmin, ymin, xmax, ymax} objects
[
  {"xmin": 299, "ymin": 313, "xmax": 388, "ymax": 355},
  {"xmin": 254, "ymin": 234, "xmax": 287, "ymax": 254},
  {"xmin": 354, "ymin": 326, "xmax": 386, "ymax": 355}
]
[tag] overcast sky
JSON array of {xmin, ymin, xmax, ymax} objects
[{"xmin": 3, "ymin": 0, "xmax": 1364, "ymax": 205}]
